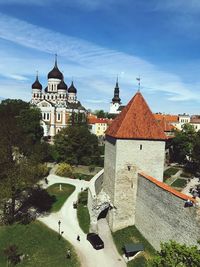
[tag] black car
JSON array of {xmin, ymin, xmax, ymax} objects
[{"xmin": 86, "ymin": 233, "xmax": 104, "ymax": 250}]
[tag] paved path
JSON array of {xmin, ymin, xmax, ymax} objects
[
  {"xmin": 181, "ymin": 177, "xmax": 200, "ymax": 204},
  {"xmin": 38, "ymin": 174, "xmax": 126, "ymax": 267}
]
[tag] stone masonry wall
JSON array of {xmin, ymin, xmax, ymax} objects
[
  {"xmin": 135, "ymin": 173, "xmax": 200, "ymax": 250},
  {"xmin": 110, "ymin": 139, "xmax": 165, "ymax": 231},
  {"xmin": 116, "ymin": 139, "xmax": 165, "ymax": 182},
  {"xmin": 103, "ymin": 139, "xmax": 117, "ymax": 228}
]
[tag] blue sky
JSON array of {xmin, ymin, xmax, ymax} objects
[{"xmin": 0, "ymin": 0, "xmax": 200, "ymax": 113}]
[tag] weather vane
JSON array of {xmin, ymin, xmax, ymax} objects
[{"xmin": 136, "ymin": 76, "xmax": 141, "ymax": 91}]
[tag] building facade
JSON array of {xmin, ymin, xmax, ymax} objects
[{"xmin": 31, "ymin": 57, "xmax": 86, "ymax": 138}]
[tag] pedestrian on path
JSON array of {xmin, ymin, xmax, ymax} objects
[
  {"xmin": 66, "ymin": 249, "xmax": 71, "ymax": 259},
  {"xmin": 77, "ymin": 235, "xmax": 80, "ymax": 241}
]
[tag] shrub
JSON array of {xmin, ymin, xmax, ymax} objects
[
  {"xmin": 4, "ymin": 244, "xmax": 21, "ymax": 265},
  {"xmin": 55, "ymin": 163, "xmax": 73, "ymax": 177},
  {"xmin": 78, "ymin": 190, "xmax": 88, "ymax": 205},
  {"xmin": 37, "ymin": 164, "xmax": 49, "ymax": 178},
  {"xmin": 88, "ymin": 165, "xmax": 95, "ymax": 173}
]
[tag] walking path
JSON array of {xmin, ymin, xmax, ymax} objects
[
  {"xmin": 181, "ymin": 177, "xmax": 200, "ymax": 204},
  {"xmin": 38, "ymin": 174, "xmax": 126, "ymax": 267}
]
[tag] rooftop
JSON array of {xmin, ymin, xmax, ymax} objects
[{"xmin": 106, "ymin": 91, "xmax": 166, "ymax": 140}]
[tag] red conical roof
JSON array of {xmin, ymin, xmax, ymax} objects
[{"xmin": 106, "ymin": 91, "xmax": 166, "ymax": 140}]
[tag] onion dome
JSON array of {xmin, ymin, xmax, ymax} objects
[
  {"xmin": 58, "ymin": 79, "xmax": 68, "ymax": 90},
  {"xmin": 44, "ymin": 87, "xmax": 48, "ymax": 93},
  {"xmin": 47, "ymin": 55, "xmax": 63, "ymax": 80},
  {"xmin": 32, "ymin": 73, "xmax": 42, "ymax": 90},
  {"xmin": 68, "ymin": 81, "xmax": 77, "ymax": 93},
  {"xmin": 112, "ymin": 80, "xmax": 121, "ymax": 103}
]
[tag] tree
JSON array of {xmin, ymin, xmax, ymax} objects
[
  {"xmin": 0, "ymin": 99, "xmax": 44, "ymax": 223},
  {"xmin": 94, "ymin": 110, "xmax": 107, "ymax": 118},
  {"xmin": 54, "ymin": 125, "xmax": 100, "ymax": 165},
  {"xmin": 147, "ymin": 240, "xmax": 200, "ymax": 267},
  {"xmin": 191, "ymin": 131, "xmax": 200, "ymax": 173},
  {"xmin": 172, "ymin": 124, "xmax": 195, "ymax": 164},
  {"xmin": 56, "ymin": 163, "xmax": 73, "ymax": 177}
]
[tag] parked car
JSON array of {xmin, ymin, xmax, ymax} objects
[{"xmin": 87, "ymin": 233, "xmax": 104, "ymax": 250}]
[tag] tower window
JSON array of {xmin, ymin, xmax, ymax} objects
[{"xmin": 140, "ymin": 144, "xmax": 142, "ymax": 150}]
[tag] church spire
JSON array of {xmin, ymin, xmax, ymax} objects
[
  {"xmin": 112, "ymin": 77, "xmax": 121, "ymax": 104},
  {"xmin": 55, "ymin": 53, "xmax": 58, "ymax": 68}
]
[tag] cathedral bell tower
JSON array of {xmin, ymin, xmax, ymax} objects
[{"xmin": 109, "ymin": 78, "xmax": 121, "ymax": 114}]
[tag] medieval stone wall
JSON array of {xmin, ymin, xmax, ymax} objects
[
  {"xmin": 116, "ymin": 139, "xmax": 165, "ymax": 182},
  {"xmin": 103, "ymin": 138, "xmax": 166, "ymax": 231},
  {"xmin": 135, "ymin": 173, "xmax": 200, "ymax": 250}
]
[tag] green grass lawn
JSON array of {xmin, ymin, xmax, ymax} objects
[
  {"xmin": 47, "ymin": 183, "xmax": 75, "ymax": 212},
  {"xmin": 73, "ymin": 173, "xmax": 94, "ymax": 181},
  {"xmin": 180, "ymin": 172, "xmax": 193, "ymax": 178},
  {"xmin": 171, "ymin": 178, "xmax": 187, "ymax": 188},
  {"xmin": 0, "ymin": 221, "xmax": 80, "ymax": 267},
  {"xmin": 164, "ymin": 167, "xmax": 179, "ymax": 181},
  {"xmin": 112, "ymin": 225, "xmax": 155, "ymax": 266},
  {"xmin": 77, "ymin": 190, "xmax": 90, "ymax": 233}
]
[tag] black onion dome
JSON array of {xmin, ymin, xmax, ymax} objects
[
  {"xmin": 47, "ymin": 57, "xmax": 63, "ymax": 80},
  {"xmin": 68, "ymin": 81, "xmax": 77, "ymax": 93},
  {"xmin": 44, "ymin": 87, "xmax": 48, "ymax": 93},
  {"xmin": 32, "ymin": 74, "xmax": 42, "ymax": 90},
  {"xmin": 58, "ymin": 79, "xmax": 68, "ymax": 90}
]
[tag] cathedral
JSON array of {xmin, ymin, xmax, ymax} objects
[{"xmin": 31, "ymin": 56, "xmax": 87, "ymax": 139}]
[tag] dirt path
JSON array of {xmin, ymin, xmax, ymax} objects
[{"xmin": 38, "ymin": 175, "xmax": 126, "ymax": 267}]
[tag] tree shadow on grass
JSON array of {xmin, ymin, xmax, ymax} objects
[{"xmin": 16, "ymin": 187, "xmax": 56, "ymax": 224}]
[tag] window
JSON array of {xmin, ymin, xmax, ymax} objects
[
  {"xmin": 57, "ymin": 113, "xmax": 61, "ymax": 121},
  {"xmin": 43, "ymin": 113, "xmax": 46, "ymax": 120},
  {"xmin": 46, "ymin": 113, "xmax": 50, "ymax": 120},
  {"xmin": 140, "ymin": 144, "xmax": 142, "ymax": 150}
]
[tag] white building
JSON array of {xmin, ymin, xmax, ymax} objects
[{"xmin": 31, "ymin": 57, "xmax": 86, "ymax": 139}]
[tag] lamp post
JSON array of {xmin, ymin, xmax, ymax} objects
[{"xmin": 58, "ymin": 220, "xmax": 61, "ymax": 237}]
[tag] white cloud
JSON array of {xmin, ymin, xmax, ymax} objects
[
  {"xmin": 0, "ymin": 13, "xmax": 199, "ymax": 110},
  {"xmin": 0, "ymin": 0, "xmax": 117, "ymax": 10},
  {"xmin": 154, "ymin": 0, "xmax": 200, "ymax": 13}
]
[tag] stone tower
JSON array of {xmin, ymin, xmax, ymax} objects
[{"xmin": 103, "ymin": 91, "xmax": 166, "ymax": 231}]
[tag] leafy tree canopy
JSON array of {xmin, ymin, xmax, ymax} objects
[
  {"xmin": 172, "ymin": 124, "xmax": 195, "ymax": 164},
  {"xmin": 147, "ymin": 240, "xmax": 200, "ymax": 267},
  {"xmin": 54, "ymin": 125, "xmax": 100, "ymax": 165},
  {"xmin": 0, "ymin": 99, "xmax": 44, "ymax": 223}
]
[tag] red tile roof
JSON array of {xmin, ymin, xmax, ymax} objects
[
  {"xmin": 139, "ymin": 171, "xmax": 196, "ymax": 203},
  {"xmin": 191, "ymin": 116, "xmax": 200, "ymax": 124},
  {"xmin": 154, "ymin": 114, "xmax": 178, "ymax": 123},
  {"xmin": 106, "ymin": 92, "xmax": 166, "ymax": 140},
  {"xmin": 157, "ymin": 117, "xmax": 175, "ymax": 132},
  {"xmin": 88, "ymin": 117, "xmax": 110, "ymax": 124}
]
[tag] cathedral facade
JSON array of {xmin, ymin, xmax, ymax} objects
[{"xmin": 31, "ymin": 57, "xmax": 87, "ymax": 139}]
